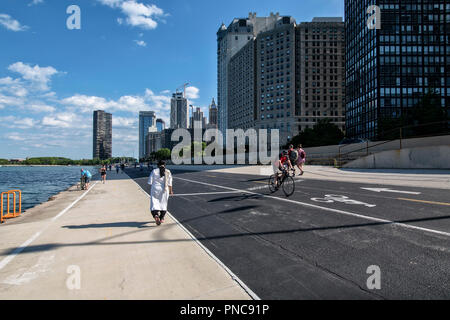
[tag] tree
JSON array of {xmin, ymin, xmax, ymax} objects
[
  {"xmin": 378, "ymin": 88, "xmax": 448, "ymax": 140},
  {"xmin": 287, "ymin": 119, "xmax": 344, "ymax": 148},
  {"xmin": 407, "ymin": 88, "xmax": 448, "ymax": 137},
  {"xmin": 155, "ymin": 148, "xmax": 171, "ymax": 161}
]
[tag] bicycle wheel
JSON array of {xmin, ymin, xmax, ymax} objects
[
  {"xmin": 268, "ymin": 175, "xmax": 278, "ymax": 193},
  {"xmin": 282, "ymin": 176, "xmax": 295, "ymax": 197}
]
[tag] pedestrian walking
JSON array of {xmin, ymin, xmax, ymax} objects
[
  {"xmin": 115, "ymin": 164, "xmax": 120, "ymax": 174},
  {"xmin": 296, "ymin": 144, "xmax": 306, "ymax": 176},
  {"xmin": 147, "ymin": 160, "xmax": 173, "ymax": 226},
  {"xmin": 121, "ymin": 163, "xmax": 125, "ymax": 173},
  {"xmin": 100, "ymin": 165, "xmax": 107, "ymax": 184}
]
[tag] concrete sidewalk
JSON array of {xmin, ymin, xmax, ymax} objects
[{"xmin": 0, "ymin": 174, "xmax": 252, "ymax": 300}]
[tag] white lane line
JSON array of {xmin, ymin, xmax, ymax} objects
[
  {"xmin": 0, "ymin": 182, "xmax": 98, "ymax": 271},
  {"xmin": 130, "ymin": 179, "xmax": 260, "ymax": 301},
  {"xmin": 361, "ymin": 187, "xmax": 422, "ymax": 195},
  {"xmin": 173, "ymin": 191, "xmax": 241, "ymax": 197},
  {"xmin": 174, "ymin": 177, "xmax": 450, "ymax": 238}
]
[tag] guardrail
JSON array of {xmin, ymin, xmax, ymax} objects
[{"xmin": 1, "ymin": 190, "xmax": 22, "ymax": 223}]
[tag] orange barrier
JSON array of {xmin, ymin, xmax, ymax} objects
[{"xmin": 1, "ymin": 190, "xmax": 22, "ymax": 223}]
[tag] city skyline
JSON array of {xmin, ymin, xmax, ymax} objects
[{"xmin": 0, "ymin": 0, "xmax": 344, "ymax": 159}]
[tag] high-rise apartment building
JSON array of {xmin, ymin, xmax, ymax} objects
[
  {"xmin": 223, "ymin": 14, "xmax": 345, "ymax": 145},
  {"xmin": 345, "ymin": 0, "xmax": 450, "ymax": 139},
  {"xmin": 296, "ymin": 18, "xmax": 346, "ymax": 134},
  {"xmin": 170, "ymin": 92, "xmax": 189, "ymax": 129},
  {"xmin": 139, "ymin": 111, "xmax": 156, "ymax": 159},
  {"xmin": 228, "ymin": 39, "xmax": 257, "ymax": 131},
  {"xmin": 93, "ymin": 110, "xmax": 112, "ymax": 160},
  {"xmin": 217, "ymin": 13, "xmax": 289, "ymax": 136},
  {"xmin": 255, "ymin": 16, "xmax": 298, "ymax": 144}
]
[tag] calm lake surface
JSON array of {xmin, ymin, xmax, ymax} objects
[{"xmin": 0, "ymin": 166, "xmax": 97, "ymax": 211}]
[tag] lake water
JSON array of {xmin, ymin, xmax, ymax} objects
[{"xmin": 0, "ymin": 166, "xmax": 98, "ymax": 211}]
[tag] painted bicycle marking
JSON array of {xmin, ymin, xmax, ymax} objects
[{"xmin": 311, "ymin": 195, "xmax": 376, "ymax": 208}]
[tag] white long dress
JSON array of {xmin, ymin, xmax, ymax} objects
[{"xmin": 148, "ymin": 168, "xmax": 172, "ymax": 211}]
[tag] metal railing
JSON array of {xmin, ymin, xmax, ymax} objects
[
  {"xmin": 1, "ymin": 190, "xmax": 22, "ymax": 223},
  {"xmin": 337, "ymin": 121, "xmax": 450, "ymax": 167}
]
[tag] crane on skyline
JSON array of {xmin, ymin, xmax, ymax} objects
[{"xmin": 176, "ymin": 82, "xmax": 190, "ymax": 98}]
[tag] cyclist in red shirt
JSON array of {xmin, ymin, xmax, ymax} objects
[{"xmin": 273, "ymin": 151, "xmax": 292, "ymax": 187}]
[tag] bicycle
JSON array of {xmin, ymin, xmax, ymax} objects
[
  {"xmin": 268, "ymin": 166, "xmax": 295, "ymax": 197},
  {"xmin": 78, "ymin": 176, "xmax": 86, "ymax": 191}
]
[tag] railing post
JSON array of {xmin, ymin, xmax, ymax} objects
[
  {"xmin": 1, "ymin": 193, "xmax": 3, "ymax": 224},
  {"xmin": 399, "ymin": 128, "xmax": 403, "ymax": 150},
  {"xmin": 366, "ymin": 141, "xmax": 369, "ymax": 156},
  {"xmin": 338, "ymin": 148, "xmax": 341, "ymax": 168}
]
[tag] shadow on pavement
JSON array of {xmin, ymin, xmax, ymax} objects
[
  {"xmin": 63, "ymin": 221, "xmax": 154, "ymax": 229},
  {"xmin": 4, "ymin": 212, "xmax": 450, "ymax": 256}
]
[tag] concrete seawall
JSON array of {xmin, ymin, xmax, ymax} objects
[{"xmin": 344, "ymin": 145, "xmax": 450, "ymax": 169}]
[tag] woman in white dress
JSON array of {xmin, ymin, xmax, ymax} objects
[{"xmin": 148, "ymin": 160, "xmax": 173, "ymax": 226}]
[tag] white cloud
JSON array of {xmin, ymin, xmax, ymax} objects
[
  {"xmin": 2, "ymin": 117, "xmax": 39, "ymax": 129},
  {"xmin": 98, "ymin": 0, "xmax": 166, "ymax": 30},
  {"xmin": 0, "ymin": 14, "xmax": 28, "ymax": 32},
  {"xmin": 113, "ymin": 116, "xmax": 137, "ymax": 128},
  {"xmin": 8, "ymin": 62, "xmax": 59, "ymax": 91},
  {"xmin": 0, "ymin": 77, "xmax": 28, "ymax": 97},
  {"xmin": 6, "ymin": 133, "xmax": 25, "ymax": 141},
  {"xmin": 62, "ymin": 89, "xmax": 172, "ymax": 119},
  {"xmin": 28, "ymin": 0, "xmax": 44, "ymax": 6},
  {"xmin": 98, "ymin": 0, "xmax": 123, "ymax": 7},
  {"xmin": 0, "ymin": 93, "xmax": 25, "ymax": 108},
  {"xmin": 41, "ymin": 112, "xmax": 86, "ymax": 129},
  {"xmin": 28, "ymin": 103, "xmax": 56, "ymax": 113},
  {"xmin": 185, "ymin": 86, "xmax": 200, "ymax": 100},
  {"xmin": 134, "ymin": 40, "xmax": 147, "ymax": 47}
]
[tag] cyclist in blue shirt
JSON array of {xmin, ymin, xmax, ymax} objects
[{"xmin": 80, "ymin": 168, "xmax": 92, "ymax": 190}]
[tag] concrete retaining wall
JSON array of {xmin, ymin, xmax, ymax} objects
[
  {"xmin": 343, "ymin": 145, "xmax": 450, "ymax": 169},
  {"xmin": 305, "ymin": 135, "xmax": 450, "ymax": 159}
]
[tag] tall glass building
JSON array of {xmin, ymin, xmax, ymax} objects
[
  {"xmin": 345, "ymin": 0, "xmax": 450, "ymax": 139},
  {"xmin": 139, "ymin": 111, "xmax": 156, "ymax": 160}
]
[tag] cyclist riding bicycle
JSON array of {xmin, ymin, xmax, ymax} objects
[{"xmin": 273, "ymin": 151, "xmax": 292, "ymax": 187}]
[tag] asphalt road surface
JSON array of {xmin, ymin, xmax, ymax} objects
[{"xmin": 127, "ymin": 168, "xmax": 450, "ymax": 300}]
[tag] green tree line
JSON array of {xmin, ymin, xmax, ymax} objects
[{"xmin": 0, "ymin": 157, "xmax": 137, "ymax": 166}]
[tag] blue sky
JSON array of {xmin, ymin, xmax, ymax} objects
[{"xmin": 0, "ymin": 0, "xmax": 343, "ymax": 159}]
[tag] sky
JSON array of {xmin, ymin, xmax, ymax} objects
[{"xmin": 0, "ymin": 0, "xmax": 344, "ymax": 159}]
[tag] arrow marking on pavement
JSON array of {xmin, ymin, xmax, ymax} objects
[{"xmin": 361, "ymin": 187, "xmax": 421, "ymax": 195}]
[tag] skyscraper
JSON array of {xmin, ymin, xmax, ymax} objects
[
  {"xmin": 139, "ymin": 111, "xmax": 156, "ymax": 159},
  {"xmin": 295, "ymin": 18, "xmax": 346, "ymax": 134},
  {"xmin": 190, "ymin": 107, "xmax": 207, "ymax": 128},
  {"xmin": 345, "ymin": 0, "xmax": 449, "ymax": 139},
  {"xmin": 170, "ymin": 92, "xmax": 189, "ymax": 129},
  {"xmin": 217, "ymin": 13, "xmax": 289, "ymax": 136},
  {"xmin": 156, "ymin": 118, "xmax": 166, "ymax": 132},
  {"xmin": 224, "ymin": 15, "xmax": 345, "ymax": 145},
  {"xmin": 93, "ymin": 110, "xmax": 112, "ymax": 160},
  {"xmin": 228, "ymin": 39, "xmax": 256, "ymax": 131},
  {"xmin": 208, "ymin": 98, "xmax": 219, "ymax": 128}
]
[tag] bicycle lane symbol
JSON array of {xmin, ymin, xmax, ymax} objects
[{"xmin": 310, "ymin": 195, "xmax": 376, "ymax": 208}]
